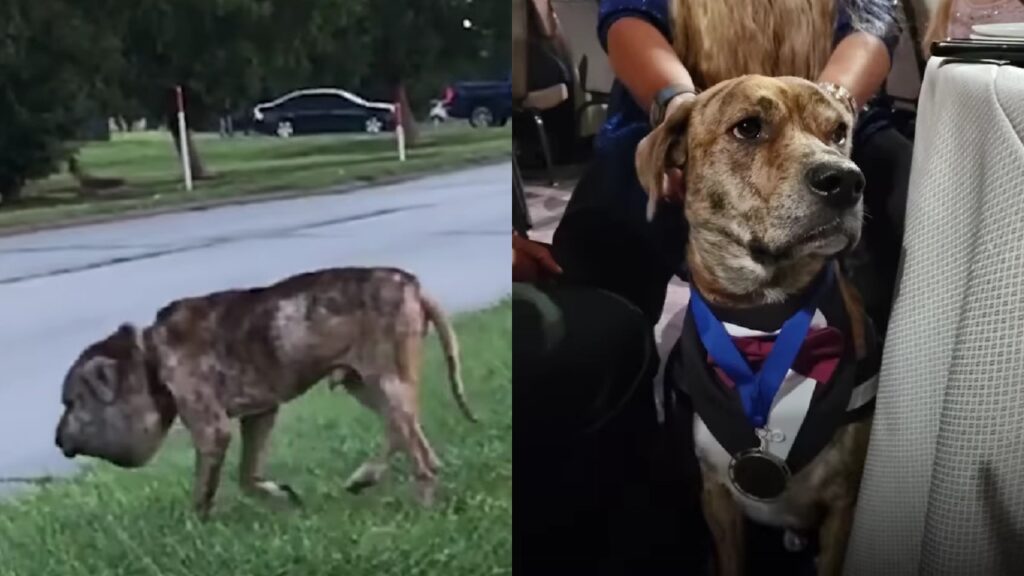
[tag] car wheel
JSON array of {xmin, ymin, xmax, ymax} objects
[
  {"xmin": 470, "ymin": 106, "xmax": 494, "ymax": 128},
  {"xmin": 276, "ymin": 120, "xmax": 294, "ymax": 138},
  {"xmin": 365, "ymin": 116, "xmax": 384, "ymax": 133}
]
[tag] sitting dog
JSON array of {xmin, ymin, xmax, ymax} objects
[
  {"xmin": 55, "ymin": 267, "xmax": 476, "ymax": 519},
  {"xmin": 637, "ymin": 75, "xmax": 880, "ymax": 575}
]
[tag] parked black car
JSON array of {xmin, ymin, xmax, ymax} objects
[
  {"xmin": 442, "ymin": 77, "xmax": 512, "ymax": 127},
  {"xmin": 251, "ymin": 88, "xmax": 396, "ymax": 137}
]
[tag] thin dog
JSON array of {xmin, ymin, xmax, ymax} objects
[{"xmin": 55, "ymin": 267, "xmax": 476, "ymax": 519}]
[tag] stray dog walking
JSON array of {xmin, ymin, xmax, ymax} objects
[{"xmin": 55, "ymin": 266, "xmax": 476, "ymax": 519}]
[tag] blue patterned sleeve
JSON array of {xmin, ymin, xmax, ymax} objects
[
  {"xmin": 834, "ymin": 0, "xmax": 903, "ymax": 60},
  {"xmin": 597, "ymin": 0, "xmax": 672, "ymax": 51},
  {"xmin": 599, "ymin": 0, "xmax": 902, "ymax": 60}
]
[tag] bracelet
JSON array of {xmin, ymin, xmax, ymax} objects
[{"xmin": 818, "ymin": 82, "xmax": 858, "ymax": 116}]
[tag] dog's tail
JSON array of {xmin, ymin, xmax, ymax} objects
[{"xmin": 421, "ymin": 293, "xmax": 478, "ymax": 423}]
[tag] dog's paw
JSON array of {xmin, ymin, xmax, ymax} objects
[
  {"xmin": 344, "ymin": 461, "xmax": 387, "ymax": 494},
  {"xmin": 248, "ymin": 480, "xmax": 303, "ymax": 507},
  {"xmin": 415, "ymin": 481, "xmax": 436, "ymax": 507},
  {"xmin": 344, "ymin": 477, "xmax": 375, "ymax": 494}
]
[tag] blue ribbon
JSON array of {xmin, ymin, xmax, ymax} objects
[{"xmin": 688, "ymin": 265, "xmax": 834, "ymax": 428}]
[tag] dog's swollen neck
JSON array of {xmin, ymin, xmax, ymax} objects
[
  {"xmin": 141, "ymin": 327, "xmax": 177, "ymax": 424},
  {"xmin": 687, "ymin": 233, "xmax": 827, "ymax": 309}
]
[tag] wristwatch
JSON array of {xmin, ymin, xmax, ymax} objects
[
  {"xmin": 649, "ymin": 84, "xmax": 697, "ymax": 126},
  {"xmin": 818, "ymin": 82, "xmax": 858, "ymax": 116}
]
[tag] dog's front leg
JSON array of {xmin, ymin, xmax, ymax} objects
[
  {"xmin": 702, "ymin": 471, "xmax": 745, "ymax": 576},
  {"xmin": 156, "ymin": 358, "xmax": 232, "ymax": 519},
  {"xmin": 816, "ymin": 499, "xmax": 855, "ymax": 576},
  {"xmin": 239, "ymin": 407, "xmax": 301, "ymax": 506},
  {"xmin": 174, "ymin": 387, "xmax": 231, "ymax": 520},
  {"xmin": 189, "ymin": 417, "xmax": 231, "ymax": 520}
]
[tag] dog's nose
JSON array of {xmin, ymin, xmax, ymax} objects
[
  {"xmin": 55, "ymin": 416, "xmax": 67, "ymax": 449},
  {"xmin": 805, "ymin": 164, "xmax": 865, "ymax": 209}
]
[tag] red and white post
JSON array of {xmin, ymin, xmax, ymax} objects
[
  {"xmin": 394, "ymin": 98, "xmax": 406, "ymax": 162},
  {"xmin": 175, "ymin": 86, "xmax": 193, "ymax": 191}
]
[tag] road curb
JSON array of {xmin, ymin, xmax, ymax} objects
[{"xmin": 0, "ymin": 154, "xmax": 512, "ymax": 239}]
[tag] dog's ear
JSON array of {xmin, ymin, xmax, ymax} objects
[
  {"xmin": 635, "ymin": 96, "xmax": 696, "ymax": 221},
  {"xmin": 81, "ymin": 356, "xmax": 120, "ymax": 404}
]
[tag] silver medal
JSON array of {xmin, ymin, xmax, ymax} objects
[{"xmin": 728, "ymin": 428, "xmax": 791, "ymax": 501}]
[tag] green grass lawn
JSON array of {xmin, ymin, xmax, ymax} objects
[
  {"xmin": 0, "ymin": 303, "xmax": 511, "ymax": 576},
  {"xmin": 0, "ymin": 124, "xmax": 511, "ymax": 232}
]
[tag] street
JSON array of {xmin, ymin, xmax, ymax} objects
[{"xmin": 0, "ymin": 163, "xmax": 511, "ymax": 487}]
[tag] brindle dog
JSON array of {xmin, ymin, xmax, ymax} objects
[
  {"xmin": 55, "ymin": 267, "xmax": 476, "ymax": 519},
  {"xmin": 637, "ymin": 75, "xmax": 872, "ymax": 576}
]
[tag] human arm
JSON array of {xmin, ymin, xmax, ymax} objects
[
  {"xmin": 606, "ymin": 17, "xmax": 696, "ymax": 114},
  {"xmin": 600, "ymin": 0, "xmax": 695, "ymax": 117},
  {"xmin": 818, "ymin": 32, "xmax": 894, "ymax": 112},
  {"xmin": 820, "ymin": 2, "xmax": 903, "ymax": 108}
]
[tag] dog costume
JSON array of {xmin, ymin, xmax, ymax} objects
[{"xmin": 662, "ymin": 264, "xmax": 880, "ymax": 521}]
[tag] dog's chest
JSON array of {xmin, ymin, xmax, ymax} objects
[
  {"xmin": 665, "ymin": 290, "xmax": 879, "ymax": 530},
  {"xmin": 694, "ymin": 413, "xmax": 823, "ymax": 529}
]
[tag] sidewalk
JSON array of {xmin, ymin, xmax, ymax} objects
[{"xmin": 524, "ymin": 177, "xmax": 691, "ymax": 376}]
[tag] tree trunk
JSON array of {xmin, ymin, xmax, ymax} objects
[
  {"xmin": 0, "ymin": 179, "xmax": 23, "ymax": 205},
  {"xmin": 168, "ymin": 124, "xmax": 211, "ymax": 181},
  {"xmin": 165, "ymin": 85, "xmax": 212, "ymax": 183},
  {"xmin": 395, "ymin": 82, "xmax": 419, "ymax": 147}
]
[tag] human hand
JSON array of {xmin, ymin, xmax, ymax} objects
[{"xmin": 513, "ymin": 232, "xmax": 563, "ymax": 283}]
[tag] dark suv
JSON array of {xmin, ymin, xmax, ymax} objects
[
  {"xmin": 252, "ymin": 89, "xmax": 396, "ymax": 137},
  {"xmin": 441, "ymin": 76, "xmax": 512, "ymax": 127}
]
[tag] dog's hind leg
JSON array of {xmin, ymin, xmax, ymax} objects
[
  {"xmin": 343, "ymin": 373, "xmax": 398, "ymax": 494},
  {"xmin": 395, "ymin": 332, "xmax": 442, "ymax": 474},
  {"xmin": 412, "ymin": 419, "xmax": 442, "ymax": 474},
  {"xmin": 379, "ymin": 373, "xmax": 437, "ymax": 506},
  {"xmin": 239, "ymin": 407, "xmax": 301, "ymax": 505},
  {"xmin": 344, "ymin": 421, "xmax": 400, "ymax": 494}
]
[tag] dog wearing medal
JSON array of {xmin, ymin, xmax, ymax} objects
[{"xmin": 636, "ymin": 74, "xmax": 880, "ymax": 576}]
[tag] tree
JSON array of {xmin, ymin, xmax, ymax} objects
[
  {"xmin": 0, "ymin": 0, "xmax": 509, "ymax": 202},
  {"xmin": 359, "ymin": 0, "xmax": 451, "ymax": 145},
  {"xmin": 107, "ymin": 0, "xmax": 370, "ymax": 179},
  {"xmin": 358, "ymin": 0, "xmax": 511, "ymax": 138},
  {"xmin": 0, "ymin": 0, "xmax": 118, "ymax": 203}
]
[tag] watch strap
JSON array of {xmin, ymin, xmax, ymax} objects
[{"xmin": 650, "ymin": 84, "xmax": 697, "ymax": 126}]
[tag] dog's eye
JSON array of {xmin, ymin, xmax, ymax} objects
[
  {"xmin": 831, "ymin": 123, "xmax": 848, "ymax": 145},
  {"xmin": 732, "ymin": 117, "xmax": 763, "ymax": 140}
]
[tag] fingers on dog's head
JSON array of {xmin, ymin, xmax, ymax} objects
[{"xmin": 635, "ymin": 96, "xmax": 696, "ymax": 220}]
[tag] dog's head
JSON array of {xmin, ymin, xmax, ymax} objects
[
  {"xmin": 55, "ymin": 324, "xmax": 176, "ymax": 468},
  {"xmin": 637, "ymin": 75, "xmax": 864, "ymax": 303}
]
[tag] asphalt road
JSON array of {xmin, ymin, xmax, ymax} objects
[{"xmin": 0, "ymin": 163, "xmax": 511, "ymax": 487}]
